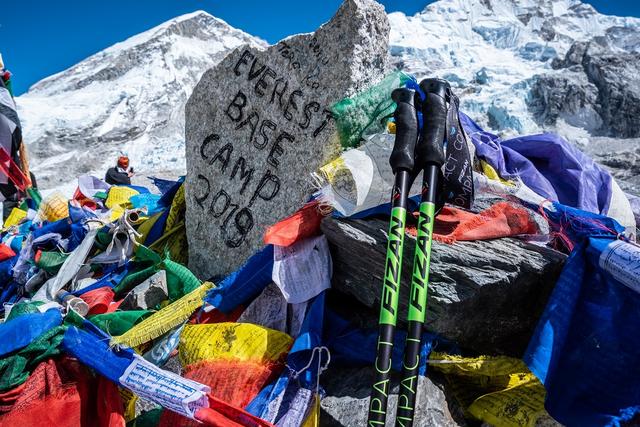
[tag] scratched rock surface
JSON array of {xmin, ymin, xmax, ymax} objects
[
  {"xmin": 321, "ymin": 366, "xmax": 466, "ymax": 427},
  {"xmin": 320, "ymin": 366, "xmax": 563, "ymax": 427},
  {"xmin": 321, "ymin": 216, "xmax": 567, "ymax": 356},
  {"xmin": 184, "ymin": 0, "xmax": 390, "ymax": 279}
]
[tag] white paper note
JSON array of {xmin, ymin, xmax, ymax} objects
[
  {"xmin": 272, "ymin": 235, "xmax": 332, "ymax": 304},
  {"xmin": 119, "ymin": 355, "xmax": 210, "ymax": 419},
  {"xmin": 599, "ymin": 239, "xmax": 640, "ymax": 294}
]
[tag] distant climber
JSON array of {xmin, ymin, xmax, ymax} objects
[{"xmin": 105, "ymin": 154, "xmax": 134, "ymax": 185}]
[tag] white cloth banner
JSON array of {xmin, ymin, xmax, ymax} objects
[
  {"xmin": 237, "ymin": 282, "xmax": 309, "ymax": 337},
  {"xmin": 32, "ymin": 228, "xmax": 97, "ymax": 302},
  {"xmin": 272, "ymin": 235, "xmax": 332, "ymax": 304}
]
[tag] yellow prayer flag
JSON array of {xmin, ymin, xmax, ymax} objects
[
  {"xmin": 3, "ymin": 207, "xmax": 26, "ymax": 228},
  {"xmin": 110, "ymin": 281, "xmax": 213, "ymax": 348},
  {"xmin": 105, "ymin": 186, "xmax": 139, "ymax": 209},
  {"xmin": 429, "ymin": 352, "xmax": 547, "ymax": 427},
  {"xmin": 179, "ymin": 322, "xmax": 293, "ymax": 366}
]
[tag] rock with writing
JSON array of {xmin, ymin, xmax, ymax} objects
[{"xmin": 185, "ymin": 0, "xmax": 389, "ymax": 278}]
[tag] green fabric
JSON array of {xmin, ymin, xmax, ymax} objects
[
  {"xmin": 6, "ymin": 301, "xmax": 44, "ymax": 321},
  {"xmin": 94, "ymin": 229, "xmax": 114, "ymax": 251},
  {"xmin": 114, "ymin": 264, "xmax": 159, "ymax": 297},
  {"xmin": 127, "ymin": 408, "xmax": 163, "ymax": 427},
  {"xmin": 110, "ymin": 238, "xmax": 198, "ymax": 302},
  {"xmin": 35, "ymin": 250, "xmax": 69, "ymax": 275},
  {"xmin": 89, "ymin": 310, "xmax": 152, "ymax": 336},
  {"xmin": 114, "ymin": 244, "xmax": 197, "ymax": 301},
  {"xmin": 26, "ymin": 187, "xmax": 42, "ymax": 209},
  {"xmin": 149, "ymin": 222, "xmax": 188, "ymax": 266},
  {"xmin": 135, "ymin": 244, "xmax": 163, "ymax": 264},
  {"xmin": 163, "ymin": 255, "xmax": 200, "ymax": 301},
  {"xmin": 4, "ymin": 78, "xmax": 13, "ymax": 98},
  {"xmin": 0, "ymin": 325, "xmax": 66, "ymax": 391},
  {"xmin": 331, "ymin": 71, "xmax": 412, "ymax": 149},
  {"xmin": 63, "ymin": 308, "xmax": 85, "ymax": 328}
]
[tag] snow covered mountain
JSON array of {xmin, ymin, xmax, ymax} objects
[
  {"xmin": 388, "ymin": 0, "xmax": 640, "ymax": 193},
  {"xmin": 17, "ymin": 11, "xmax": 266, "ymax": 190},
  {"xmin": 389, "ymin": 0, "xmax": 640, "ymax": 137},
  {"xmin": 15, "ymin": 1, "xmax": 640, "ymax": 193}
]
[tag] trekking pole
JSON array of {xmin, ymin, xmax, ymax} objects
[
  {"xmin": 367, "ymin": 87, "xmax": 419, "ymax": 426},
  {"xmin": 394, "ymin": 78, "xmax": 449, "ymax": 427}
]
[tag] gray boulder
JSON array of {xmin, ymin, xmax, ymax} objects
[
  {"xmin": 528, "ymin": 71, "xmax": 601, "ymax": 131},
  {"xmin": 580, "ymin": 136, "xmax": 640, "ymax": 196},
  {"xmin": 119, "ymin": 270, "xmax": 168, "ymax": 311},
  {"xmin": 320, "ymin": 366, "xmax": 563, "ymax": 426},
  {"xmin": 583, "ymin": 45, "xmax": 640, "ymax": 138},
  {"xmin": 320, "ymin": 366, "xmax": 466, "ymax": 427},
  {"xmin": 543, "ymin": 40, "xmax": 640, "ymax": 138},
  {"xmin": 184, "ymin": 0, "xmax": 390, "ymax": 279},
  {"xmin": 321, "ymin": 216, "xmax": 566, "ymax": 356}
]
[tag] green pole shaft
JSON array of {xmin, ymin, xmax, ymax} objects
[
  {"xmin": 395, "ymin": 164, "xmax": 438, "ymax": 426},
  {"xmin": 367, "ymin": 169, "xmax": 411, "ymax": 426}
]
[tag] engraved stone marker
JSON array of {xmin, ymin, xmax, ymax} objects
[{"xmin": 185, "ymin": 0, "xmax": 389, "ymax": 278}]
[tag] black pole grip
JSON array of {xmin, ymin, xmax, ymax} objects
[
  {"xmin": 417, "ymin": 78, "xmax": 449, "ymax": 169},
  {"xmin": 389, "ymin": 88, "xmax": 418, "ymax": 174}
]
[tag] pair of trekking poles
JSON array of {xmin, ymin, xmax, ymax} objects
[{"xmin": 368, "ymin": 78, "xmax": 450, "ymax": 427}]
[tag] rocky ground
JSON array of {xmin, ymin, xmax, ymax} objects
[{"xmin": 318, "ymin": 215, "xmax": 567, "ymax": 425}]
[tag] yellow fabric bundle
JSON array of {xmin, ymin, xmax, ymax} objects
[
  {"xmin": 429, "ymin": 352, "xmax": 546, "ymax": 427},
  {"xmin": 110, "ymin": 281, "xmax": 213, "ymax": 348},
  {"xmin": 39, "ymin": 192, "xmax": 69, "ymax": 222},
  {"xmin": 105, "ymin": 186, "xmax": 139, "ymax": 209},
  {"xmin": 179, "ymin": 322, "xmax": 293, "ymax": 367},
  {"xmin": 3, "ymin": 208, "xmax": 26, "ymax": 228}
]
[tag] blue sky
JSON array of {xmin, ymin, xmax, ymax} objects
[{"xmin": 2, "ymin": 0, "xmax": 638, "ymax": 95}]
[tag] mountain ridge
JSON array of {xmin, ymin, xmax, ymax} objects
[
  {"xmin": 15, "ymin": 1, "xmax": 640, "ymax": 193},
  {"xmin": 17, "ymin": 10, "xmax": 266, "ymax": 191},
  {"xmin": 27, "ymin": 11, "xmax": 266, "ymax": 95}
]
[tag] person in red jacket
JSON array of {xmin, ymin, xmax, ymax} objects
[{"xmin": 105, "ymin": 154, "xmax": 134, "ymax": 185}]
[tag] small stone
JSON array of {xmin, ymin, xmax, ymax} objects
[
  {"xmin": 120, "ymin": 270, "xmax": 168, "ymax": 310},
  {"xmin": 184, "ymin": 0, "xmax": 390, "ymax": 279}
]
